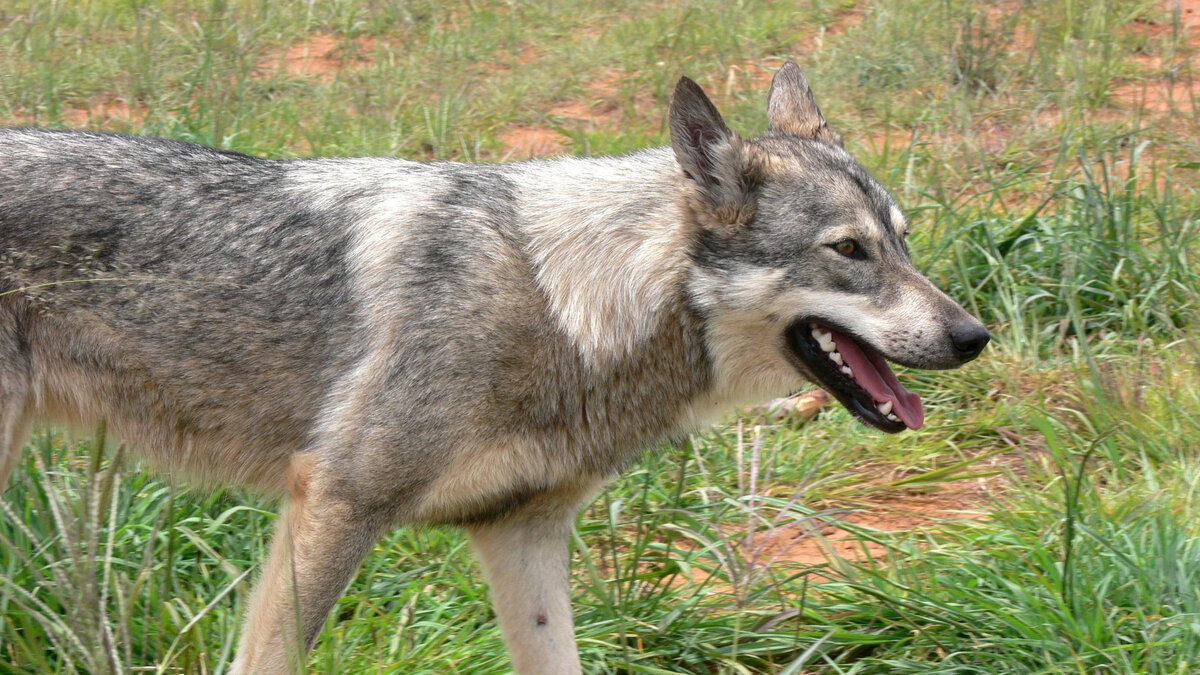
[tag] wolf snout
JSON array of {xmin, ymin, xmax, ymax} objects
[{"xmin": 949, "ymin": 320, "xmax": 990, "ymax": 363}]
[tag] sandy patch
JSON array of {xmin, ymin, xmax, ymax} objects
[
  {"xmin": 498, "ymin": 125, "xmax": 568, "ymax": 160},
  {"xmin": 551, "ymin": 67, "xmax": 655, "ymax": 123},
  {"xmin": 256, "ymin": 32, "xmax": 380, "ymax": 84},
  {"xmin": 498, "ymin": 67, "xmax": 656, "ymax": 158},
  {"xmin": 790, "ymin": 6, "xmax": 866, "ymax": 57},
  {"xmin": 761, "ymin": 490, "xmax": 992, "ymax": 568},
  {"xmin": 665, "ymin": 438, "xmax": 1020, "ymax": 600},
  {"xmin": 61, "ymin": 98, "xmax": 148, "ymax": 127},
  {"xmin": 669, "ymin": 475, "xmax": 1002, "ymax": 599}
]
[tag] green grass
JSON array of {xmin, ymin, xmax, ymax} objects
[{"xmin": 2, "ymin": 0, "xmax": 1200, "ymax": 672}]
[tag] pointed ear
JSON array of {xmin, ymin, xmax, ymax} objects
[
  {"xmin": 669, "ymin": 76, "xmax": 757, "ymax": 226},
  {"xmin": 670, "ymin": 76, "xmax": 735, "ymax": 188},
  {"xmin": 767, "ymin": 61, "xmax": 842, "ymax": 146}
]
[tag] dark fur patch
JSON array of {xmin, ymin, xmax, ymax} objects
[{"xmin": 448, "ymin": 483, "xmax": 546, "ymax": 527}]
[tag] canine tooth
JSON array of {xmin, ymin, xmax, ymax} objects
[
  {"xmin": 877, "ymin": 400, "xmax": 893, "ymax": 415},
  {"xmin": 830, "ymin": 352, "xmax": 843, "ymax": 365},
  {"xmin": 841, "ymin": 366, "xmax": 853, "ymax": 378},
  {"xmin": 887, "ymin": 413, "xmax": 901, "ymax": 422}
]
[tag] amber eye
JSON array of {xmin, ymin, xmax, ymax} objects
[{"xmin": 834, "ymin": 239, "xmax": 858, "ymax": 256}]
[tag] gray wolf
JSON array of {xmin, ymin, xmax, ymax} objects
[{"xmin": 0, "ymin": 62, "xmax": 988, "ymax": 673}]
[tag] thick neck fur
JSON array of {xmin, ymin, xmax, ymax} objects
[
  {"xmin": 510, "ymin": 148, "xmax": 695, "ymax": 368},
  {"xmin": 508, "ymin": 149, "xmax": 796, "ymax": 439}
]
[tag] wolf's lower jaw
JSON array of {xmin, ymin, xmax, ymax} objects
[{"xmin": 783, "ymin": 320, "xmax": 925, "ymax": 433}]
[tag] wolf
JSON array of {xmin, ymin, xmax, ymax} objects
[{"xmin": 0, "ymin": 62, "xmax": 988, "ymax": 673}]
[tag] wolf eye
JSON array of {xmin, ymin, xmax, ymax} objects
[{"xmin": 833, "ymin": 239, "xmax": 861, "ymax": 258}]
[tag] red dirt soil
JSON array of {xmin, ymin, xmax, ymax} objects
[
  {"xmin": 498, "ymin": 125, "xmax": 568, "ymax": 160},
  {"xmin": 761, "ymin": 491, "xmax": 990, "ymax": 567},
  {"xmin": 255, "ymin": 32, "xmax": 380, "ymax": 83},
  {"xmin": 497, "ymin": 7, "xmax": 867, "ymax": 158},
  {"xmin": 61, "ymin": 99, "xmax": 147, "ymax": 127}
]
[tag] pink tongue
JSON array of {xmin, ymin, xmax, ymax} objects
[{"xmin": 830, "ymin": 330, "xmax": 924, "ymax": 430}]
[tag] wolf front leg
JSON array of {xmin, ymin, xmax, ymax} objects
[
  {"xmin": 231, "ymin": 457, "xmax": 386, "ymax": 675},
  {"xmin": 467, "ymin": 495, "xmax": 586, "ymax": 675}
]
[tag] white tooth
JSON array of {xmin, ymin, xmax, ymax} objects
[
  {"xmin": 877, "ymin": 400, "xmax": 893, "ymax": 415},
  {"xmin": 887, "ymin": 413, "xmax": 901, "ymax": 422},
  {"xmin": 841, "ymin": 366, "xmax": 854, "ymax": 378},
  {"xmin": 830, "ymin": 352, "xmax": 843, "ymax": 365},
  {"xmin": 816, "ymin": 331, "xmax": 835, "ymax": 353}
]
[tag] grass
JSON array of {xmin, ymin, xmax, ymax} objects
[{"xmin": 1, "ymin": 0, "xmax": 1200, "ymax": 672}]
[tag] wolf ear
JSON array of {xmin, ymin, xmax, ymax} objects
[
  {"xmin": 670, "ymin": 76, "xmax": 756, "ymax": 226},
  {"xmin": 767, "ymin": 62, "xmax": 843, "ymax": 147}
]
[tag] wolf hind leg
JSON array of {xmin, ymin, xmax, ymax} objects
[
  {"xmin": 0, "ymin": 307, "xmax": 32, "ymax": 495},
  {"xmin": 0, "ymin": 394, "xmax": 31, "ymax": 496},
  {"xmin": 230, "ymin": 456, "xmax": 388, "ymax": 675},
  {"xmin": 0, "ymin": 332, "xmax": 32, "ymax": 495},
  {"xmin": 467, "ymin": 485, "xmax": 594, "ymax": 675}
]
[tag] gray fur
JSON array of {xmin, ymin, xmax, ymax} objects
[{"xmin": 0, "ymin": 63, "xmax": 986, "ymax": 673}]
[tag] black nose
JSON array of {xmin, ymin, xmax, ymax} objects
[{"xmin": 949, "ymin": 321, "xmax": 990, "ymax": 361}]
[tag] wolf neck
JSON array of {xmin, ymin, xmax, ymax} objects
[{"xmin": 515, "ymin": 148, "xmax": 697, "ymax": 367}]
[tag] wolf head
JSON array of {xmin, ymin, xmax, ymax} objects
[{"xmin": 675, "ymin": 62, "xmax": 988, "ymax": 433}]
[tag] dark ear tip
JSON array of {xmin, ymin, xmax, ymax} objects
[
  {"xmin": 673, "ymin": 75, "xmax": 703, "ymax": 97},
  {"xmin": 671, "ymin": 76, "xmax": 721, "ymax": 123}
]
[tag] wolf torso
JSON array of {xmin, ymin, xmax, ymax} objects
[{"xmin": 0, "ymin": 129, "xmax": 732, "ymax": 523}]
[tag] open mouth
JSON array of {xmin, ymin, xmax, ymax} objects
[{"xmin": 784, "ymin": 320, "xmax": 924, "ymax": 433}]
